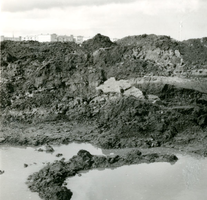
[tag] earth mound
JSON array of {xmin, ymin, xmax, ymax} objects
[
  {"xmin": 0, "ymin": 33, "xmax": 207, "ymax": 154},
  {"xmin": 82, "ymin": 33, "xmax": 115, "ymax": 52}
]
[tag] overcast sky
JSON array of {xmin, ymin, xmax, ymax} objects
[{"xmin": 1, "ymin": 0, "xmax": 206, "ymax": 40}]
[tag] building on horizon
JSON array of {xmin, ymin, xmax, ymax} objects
[
  {"xmin": 22, "ymin": 34, "xmax": 57, "ymax": 42},
  {"xmin": 1, "ymin": 33, "xmax": 92, "ymax": 44},
  {"xmin": 76, "ymin": 36, "xmax": 84, "ymax": 44},
  {"xmin": 1, "ymin": 35, "xmax": 21, "ymax": 42},
  {"xmin": 56, "ymin": 35, "xmax": 75, "ymax": 42},
  {"xmin": 38, "ymin": 34, "xmax": 57, "ymax": 42}
]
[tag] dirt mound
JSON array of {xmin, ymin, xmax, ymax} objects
[
  {"xmin": 116, "ymin": 34, "xmax": 179, "ymax": 50},
  {"xmin": 179, "ymin": 37, "xmax": 207, "ymax": 69},
  {"xmin": 117, "ymin": 35, "xmax": 207, "ymax": 71},
  {"xmin": 1, "ymin": 33, "xmax": 207, "ymax": 153},
  {"xmin": 82, "ymin": 33, "xmax": 115, "ymax": 52}
]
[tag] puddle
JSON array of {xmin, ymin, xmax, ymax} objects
[
  {"xmin": 1, "ymin": 143, "xmax": 207, "ymax": 200},
  {"xmin": 0, "ymin": 143, "xmax": 102, "ymax": 200},
  {"xmin": 66, "ymin": 154, "xmax": 207, "ymax": 200}
]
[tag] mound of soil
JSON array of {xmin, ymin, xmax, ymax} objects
[
  {"xmin": 82, "ymin": 33, "xmax": 116, "ymax": 52},
  {"xmin": 1, "ymin": 33, "xmax": 207, "ymax": 200},
  {"xmin": 0, "ymin": 33, "xmax": 207, "ymax": 153}
]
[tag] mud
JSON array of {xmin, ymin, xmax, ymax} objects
[
  {"xmin": 1, "ymin": 33, "xmax": 207, "ymax": 199},
  {"xmin": 26, "ymin": 149, "xmax": 178, "ymax": 200}
]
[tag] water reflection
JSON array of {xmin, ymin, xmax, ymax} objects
[
  {"xmin": 1, "ymin": 144, "xmax": 207, "ymax": 200},
  {"xmin": 0, "ymin": 143, "xmax": 103, "ymax": 200},
  {"xmin": 66, "ymin": 155, "xmax": 207, "ymax": 200}
]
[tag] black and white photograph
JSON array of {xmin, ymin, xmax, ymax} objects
[{"xmin": 0, "ymin": 0, "xmax": 207, "ymax": 200}]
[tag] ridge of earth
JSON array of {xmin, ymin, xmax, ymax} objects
[{"xmin": 1, "ymin": 33, "xmax": 207, "ymax": 200}]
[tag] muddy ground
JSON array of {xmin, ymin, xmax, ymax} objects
[
  {"xmin": 1, "ymin": 34, "xmax": 207, "ymax": 199},
  {"xmin": 26, "ymin": 149, "xmax": 178, "ymax": 200},
  {"xmin": 0, "ymin": 118, "xmax": 207, "ymax": 155}
]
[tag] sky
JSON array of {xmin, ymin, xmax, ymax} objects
[{"xmin": 0, "ymin": 0, "xmax": 207, "ymax": 41}]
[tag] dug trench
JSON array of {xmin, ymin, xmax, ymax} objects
[{"xmin": 1, "ymin": 34, "xmax": 207, "ymax": 199}]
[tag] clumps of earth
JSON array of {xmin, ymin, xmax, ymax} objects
[
  {"xmin": 27, "ymin": 149, "xmax": 178, "ymax": 200},
  {"xmin": 1, "ymin": 33, "xmax": 207, "ymax": 200}
]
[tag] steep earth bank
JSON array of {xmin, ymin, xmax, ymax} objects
[
  {"xmin": 1, "ymin": 33, "xmax": 207, "ymax": 200},
  {"xmin": 1, "ymin": 33, "xmax": 207, "ymax": 156}
]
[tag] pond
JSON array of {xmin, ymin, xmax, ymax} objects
[
  {"xmin": 66, "ymin": 154, "xmax": 207, "ymax": 200},
  {"xmin": 0, "ymin": 143, "xmax": 103, "ymax": 200},
  {"xmin": 0, "ymin": 144, "xmax": 207, "ymax": 200}
]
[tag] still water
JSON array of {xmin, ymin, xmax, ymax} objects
[
  {"xmin": 0, "ymin": 144, "xmax": 207, "ymax": 200},
  {"xmin": 0, "ymin": 143, "xmax": 103, "ymax": 200},
  {"xmin": 67, "ymin": 154, "xmax": 207, "ymax": 200}
]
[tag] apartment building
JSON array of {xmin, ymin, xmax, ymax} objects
[
  {"xmin": 22, "ymin": 34, "xmax": 57, "ymax": 42},
  {"xmin": 56, "ymin": 35, "xmax": 75, "ymax": 42},
  {"xmin": 76, "ymin": 36, "xmax": 84, "ymax": 44},
  {"xmin": 1, "ymin": 34, "xmax": 90, "ymax": 44},
  {"xmin": 0, "ymin": 36, "xmax": 21, "ymax": 42}
]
